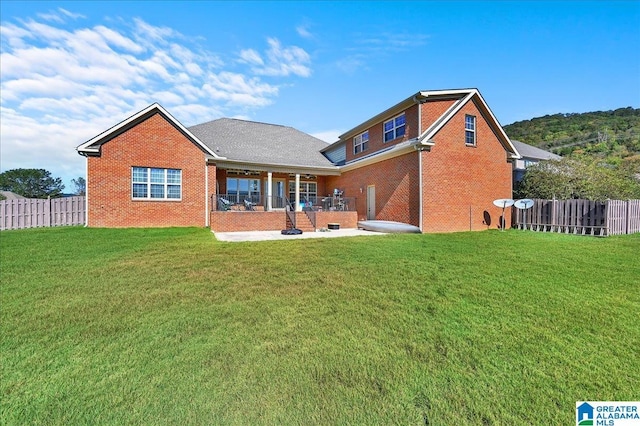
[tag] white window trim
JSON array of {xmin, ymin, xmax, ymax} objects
[
  {"xmin": 353, "ymin": 131, "xmax": 369, "ymax": 154},
  {"xmin": 465, "ymin": 115, "xmax": 476, "ymax": 146},
  {"xmin": 383, "ymin": 113, "xmax": 406, "ymax": 143},
  {"xmin": 226, "ymin": 177, "xmax": 261, "ymax": 201},
  {"xmin": 131, "ymin": 167, "xmax": 182, "ymax": 201},
  {"xmin": 289, "ymin": 180, "xmax": 317, "ymax": 201}
]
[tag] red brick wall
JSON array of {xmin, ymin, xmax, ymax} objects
[
  {"xmin": 421, "ymin": 99, "xmax": 457, "ymax": 131},
  {"xmin": 345, "ymin": 104, "xmax": 419, "ymax": 163},
  {"xmin": 87, "ymin": 113, "xmax": 210, "ymax": 227},
  {"xmin": 210, "ymin": 211, "xmax": 357, "ymax": 232},
  {"xmin": 421, "ymin": 98, "xmax": 512, "ymax": 232},
  {"xmin": 210, "ymin": 211, "xmax": 285, "ymax": 232},
  {"xmin": 316, "ymin": 211, "xmax": 358, "ymax": 229},
  {"xmin": 326, "ymin": 152, "xmax": 420, "ymax": 226}
]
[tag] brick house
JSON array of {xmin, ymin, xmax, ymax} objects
[
  {"xmin": 511, "ymin": 140, "xmax": 561, "ymax": 186},
  {"xmin": 77, "ymin": 88, "xmax": 520, "ymax": 232}
]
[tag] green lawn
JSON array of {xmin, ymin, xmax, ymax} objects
[{"xmin": 1, "ymin": 227, "xmax": 639, "ymax": 425}]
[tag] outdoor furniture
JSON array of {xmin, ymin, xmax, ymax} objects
[
  {"xmin": 218, "ymin": 197, "xmax": 232, "ymax": 211},
  {"xmin": 244, "ymin": 199, "xmax": 256, "ymax": 211}
]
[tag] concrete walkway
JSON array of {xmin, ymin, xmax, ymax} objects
[{"xmin": 214, "ymin": 228, "xmax": 387, "ymax": 242}]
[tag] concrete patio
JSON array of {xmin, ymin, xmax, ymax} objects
[{"xmin": 213, "ymin": 228, "xmax": 386, "ymax": 242}]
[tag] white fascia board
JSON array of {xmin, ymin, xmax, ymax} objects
[
  {"xmin": 471, "ymin": 91, "xmax": 521, "ymax": 159},
  {"xmin": 155, "ymin": 104, "xmax": 222, "ymax": 158},
  {"xmin": 76, "ymin": 103, "xmax": 223, "ymax": 159},
  {"xmin": 419, "ymin": 91, "xmax": 475, "ymax": 142},
  {"xmin": 211, "ymin": 158, "xmax": 341, "ymax": 176},
  {"xmin": 339, "ymin": 140, "xmax": 419, "ymax": 172},
  {"xmin": 336, "ymin": 89, "xmax": 475, "ymax": 143},
  {"xmin": 418, "ymin": 90, "xmax": 521, "ymax": 160}
]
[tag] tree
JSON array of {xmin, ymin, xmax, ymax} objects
[
  {"xmin": 0, "ymin": 168, "xmax": 65, "ymax": 198},
  {"xmin": 517, "ymin": 157, "xmax": 640, "ymax": 201},
  {"xmin": 71, "ymin": 177, "xmax": 86, "ymax": 196}
]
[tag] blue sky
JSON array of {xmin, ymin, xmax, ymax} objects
[{"xmin": 1, "ymin": 1, "xmax": 639, "ymax": 191}]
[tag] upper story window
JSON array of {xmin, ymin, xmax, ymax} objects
[
  {"xmin": 353, "ymin": 131, "xmax": 369, "ymax": 154},
  {"xmin": 384, "ymin": 113, "xmax": 406, "ymax": 143},
  {"xmin": 132, "ymin": 167, "xmax": 181, "ymax": 200},
  {"xmin": 465, "ymin": 115, "xmax": 476, "ymax": 146}
]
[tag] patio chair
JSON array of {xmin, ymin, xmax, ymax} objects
[
  {"xmin": 218, "ymin": 197, "xmax": 232, "ymax": 211},
  {"xmin": 244, "ymin": 199, "xmax": 256, "ymax": 211}
]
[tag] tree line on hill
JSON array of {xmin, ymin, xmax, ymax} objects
[{"xmin": 506, "ymin": 107, "xmax": 640, "ymax": 200}]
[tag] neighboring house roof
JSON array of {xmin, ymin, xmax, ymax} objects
[
  {"xmin": 511, "ymin": 140, "xmax": 561, "ymax": 161},
  {"xmin": 188, "ymin": 118, "xmax": 336, "ymax": 170},
  {"xmin": 76, "ymin": 103, "xmax": 222, "ymax": 158},
  {"xmin": 0, "ymin": 191, "xmax": 26, "ymax": 199}
]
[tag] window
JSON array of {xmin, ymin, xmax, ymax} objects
[
  {"xmin": 353, "ymin": 131, "xmax": 369, "ymax": 154},
  {"xmin": 384, "ymin": 113, "xmax": 406, "ymax": 143},
  {"xmin": 226, "ymin": 178, "xmax": 261, "ymax": 203},
  {"xmin": 289, "ymin": 181, "xmax": 317, "ymax": 203},
  {"xmin": 465, "ymin": 115, "xmax": 476, "ymax": 145},
  {"xmin": 132, "ymin": 167, "xmax": 181, "ymax": 200}
]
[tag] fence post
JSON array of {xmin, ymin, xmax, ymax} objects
[{"xmin": 626, "ymin": 200, "xmax": 631, "ymax": 235}]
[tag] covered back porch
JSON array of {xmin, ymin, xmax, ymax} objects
[{"xmin": 210, "ymin": 166, "xmax": 358, "ymax": 233}]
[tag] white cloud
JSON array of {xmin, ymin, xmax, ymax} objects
[
  {"xmin": 0, "ymin": 13, "xmax": 313, "ymax": 189},
  {"xmin": 335, "ymin": 31, "xmax": 430, "ymax": 74},
  {"xmin": 37, "ymin": 8, "xmax": 85, "ymax": 23},
  {"xmin": 296, "ymin": 24, "xmax": 313, "ymax": 39},
  {"xmin": 240, "ymin": 38, "xmax": 311, "ymax": 77},
  {"xmin": 239, "ymin": 48, "xmax": 264, "ymax": 66},
  {"xmin": 335, "ymin": 56, "xmax": 367, "ymax": 75},
  {"xmin": 309, "ymin": 130, "xmax": 342, "ymax": 143}
]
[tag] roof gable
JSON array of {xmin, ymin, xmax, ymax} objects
[
  {"xmin": 418, "ymin": 90, "xmax": 520, "ymax": 159},
  {"xmin": 76, "ymin": 103, "xmax": 220, "ymax": 158}
]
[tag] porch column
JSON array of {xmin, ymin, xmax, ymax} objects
[
  {"xmin": 295, "ymin": 173, "xmax": 301, "ymax": 211},
  {"xmin": 267, "ymin": 172, "xmax": 272, "ymax": 211}
]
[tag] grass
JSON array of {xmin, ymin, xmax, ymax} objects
[{"xmin": 1, "ymin": 227, "xmax": 639, "ymax": 425}]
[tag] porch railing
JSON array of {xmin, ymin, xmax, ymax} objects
[
  {"xmin": 213, "ymin": 194, "xmax": 356, "ymax": 213},
  {"xmin": 213, "ymin": 194, "xmax": 287, "ymax": 211},
  {"xmin": 300, "ymin": 196, "xmax": 355, "ymax": 211}
]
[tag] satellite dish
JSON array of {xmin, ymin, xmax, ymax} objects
[
  {"xmin": 514, "ymin": 199, "xmax": 534, "ymax": 210},
  {"xmin": 492, "ymin": 198, "xmax": 514, "ymax": 231},
  {"xmin": 493, "ymin": 198, "xmax": 514, "ymax": 208}
]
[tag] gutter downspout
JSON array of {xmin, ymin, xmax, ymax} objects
[
  {"xmin": 84, "ymin": 156, "xmax": 89, "ymax": 227},
  {"xmin": 205, "ymin": 162, "xmax": 209, "ymax": 227},
  {"xmin": 414, "ymin": 94, "xmax": 426, "ymax": 233},
  {"xmin": 418, "ymin": 149, "xmax": 423, "ymax": 233}
]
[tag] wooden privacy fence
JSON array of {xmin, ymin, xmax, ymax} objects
[
  {"xmin": 513, "ymin": 199, "xmax": 640, "ymax": 236},
  {"xmin": 0, "ymin": 196, "xmax": 86, "ymax": 231}
]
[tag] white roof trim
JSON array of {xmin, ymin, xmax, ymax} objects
[
  {"xmin": 419, "ymin": 92, "xmax": 475, "ymax": 142},
  {"xmin": 418, "ymin": 90, "xmax": 521, "ymax": 159},
  {"xmin": 339, "ymin": 139, "xmax": 420, "ymax": 172},
  {"xmin": 335, "ymin": 89, "xmax": 474, "ymax": 143},
  {"xmin": 212, "ymin": 158, "xmax": 340, "ymax": 176},
  {"xmin": 76, "ymin": 103, "xmax": 224, "ymax": 159}
]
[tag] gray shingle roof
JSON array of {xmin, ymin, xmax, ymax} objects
[
  {"xmin": 188, "ymin": 118, "xmax": 334, "ymax": 168},
  {"xmin": 0, "ymin": 191, "xmax": 26, "ymax": 200},
  {"xmin": 512, "ymin": 140, "xmax": 561, "ymax": 161}
]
